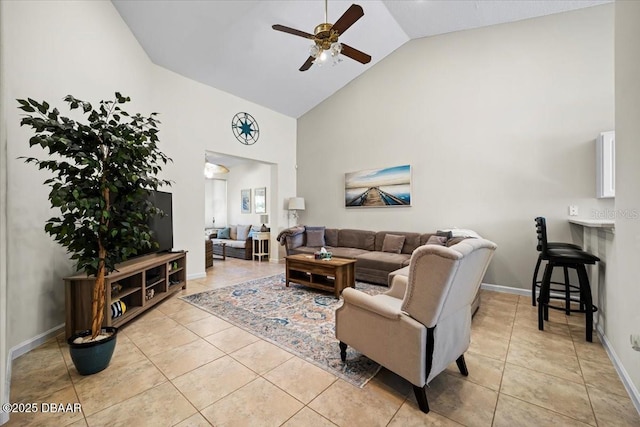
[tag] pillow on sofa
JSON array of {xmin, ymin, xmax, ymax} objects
[
  {"xmin": 426, "ymin": 235, "xmax": 447, "ymax": 246},
  {"xmin": 306, "ymin": 226, "xmax": 325, "ymax": 232},
  {"xmin": 436, "ymin": 230, "xmax": 453, "ymax": 240},
  {"xmin": 438, "ymin": 228, "xmax": 482, "ymax": 239},
  {"xmin": 229, "ymin": 225, "xmax": 238, "ymax": 240},
  {"xmin": 382, "ymin": 234, "xmax": 405, "ymax": 253},
  {"xmin": 237, "ymin": 225, "xmax": 251, "ymax": 241},
  {"xmin": 306, "ymin": 229, "xmax": 325, "ymax": 247},
  {"xmin": 217, "ymin": 227, "xmax": 230, "ymax": 239},
  {"xmin": 447, "ymin": 236, "xmax": 470, "ymax": 247}
]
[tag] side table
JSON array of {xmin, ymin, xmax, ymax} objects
[{"xmin": 253, "ymin": 232, "xmax": 270, "ymax": 261}]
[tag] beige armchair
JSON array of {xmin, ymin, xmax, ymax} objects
[{"xmin": 335, "ymin": 238, "xmax": 497, "ymax": 413}]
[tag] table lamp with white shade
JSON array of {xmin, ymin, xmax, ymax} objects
[{"xmin": 288, "ymin": 197, "xmax": 305, "ymax": 226}]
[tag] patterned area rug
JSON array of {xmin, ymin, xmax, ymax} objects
[{"xmin": 181, "ymin": 273, "xmax": 383, "ymax": 387}]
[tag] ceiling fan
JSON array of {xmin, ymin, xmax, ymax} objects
[{"xmin": 272, "ymin": 1, "xmax": 372, "ymax": 71}]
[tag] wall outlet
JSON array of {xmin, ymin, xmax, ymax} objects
[
  {"xmin": 569, "ymin": 205, "xmax": 579, "ymax": 216},
  {"xmin": 631, "ymin": 334, "xmax": 640, "ymax": 351}
]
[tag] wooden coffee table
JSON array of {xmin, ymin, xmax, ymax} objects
[{"xmin": 285, "ymin": 254, "xmax": 356, "ymax": 298}]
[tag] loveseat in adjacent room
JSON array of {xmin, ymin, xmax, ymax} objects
[{"xmin": 210, "ymin": 224, "xmax": 264, "ymax": 260}]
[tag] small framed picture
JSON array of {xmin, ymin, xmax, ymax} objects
[
  {"xmin": 254, "ymin": 187, "xmax": 266, "ymax": 214},
  {"xmin": 241, "ymin": 189, "xmax": 251, "ymax": 213}
]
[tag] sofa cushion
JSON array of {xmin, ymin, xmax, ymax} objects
[
  {"xmin": 382, "ymin": 234, "xmax": 405, "ymax": 253},
  {"xmin": 338, "ymin": 229, "xmax": 375, "ymax": 250},
  {"xmin": 237, "ymin": 225, "xmax": 250, "ymax": 241},
  {"xmin": 211, "ymin": 238, "xmax": 246, "ymax": 249},
  {"xmin": 330, "ymin": 247, "xmax": 370, "ymax": 259},
  {"xmin": 217, "ymin": 227, "xmax": 230, "ymax": 239},
  {"xmin": 325, "ymin": 229, "xmax": 339, "ymax": 247},
  {"xmin": 290, "ymin": 246, "xmax": 318, "ymax": 256},
  {"xmin": 306, "ymin": 229, "xmax": 326, "ymax": 247},
  {"xmin": 229, "ymin": 225, "xmax": 238, "ymax": 240},
  {"xmin": 356, "ymin": 251, "xmax": 411, "ymax": 273}
]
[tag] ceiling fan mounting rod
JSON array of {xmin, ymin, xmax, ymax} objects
[{"xmin": 324, "ymin": 0, "xmax": 328, "ymax": 24}]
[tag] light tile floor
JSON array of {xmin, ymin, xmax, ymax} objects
[{"xmin": 7, "ymin": 258, "xmax": 640, "ymax": 426}]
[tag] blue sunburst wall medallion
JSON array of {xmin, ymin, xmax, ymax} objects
[{"xmin": 231, "ymin": 112, "xmax": 259, "ymax": 145}]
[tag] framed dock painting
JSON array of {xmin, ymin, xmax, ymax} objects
[{"xmin": 345, "ymin": 164, "xmax": 411, "ymax": 208}]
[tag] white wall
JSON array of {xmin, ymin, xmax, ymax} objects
[
  {"xmin": 0, "ymin": 2, "xmax": 9, "ymax": 421},
  {"xmin": 149, "ymin": 66, "xmax": 296, "ymax": 273},
  {"xmin": 2, "ymin": 0, "xmax": 153, "ymax": 356},
  {"xmin": 226, "ymin": 162, "xmax": 272, "ymax": 227},
  {"xmin": 612, "ymin": 0, "xmax": 640, "ymax": 407},
  {"xmin": 0, "ymin": 0, "xmax": 154, "ymax": 420},
  {"xmin": 297, "ymin": 4, "xmax": 615, "ymax": 288},
  {"xmin": 0, "ymin": 0, "xmax": 296, "ymax": 371}
]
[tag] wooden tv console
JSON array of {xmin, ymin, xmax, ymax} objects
[{"xmin": 64, "ymin": 251, "xmax": 187, "ymax": 338}]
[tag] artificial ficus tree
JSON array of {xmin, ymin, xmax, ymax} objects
[{"xmin": 18, "ymin": 93, "xmax": 172, "ymax": 339}]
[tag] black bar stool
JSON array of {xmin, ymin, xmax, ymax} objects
[
  {"xmin": 534, "ymin": 217, "xmax": 599, "ymax": 342},
  {"xmin": 531, "ymin": 218, "xmax": 583, "ymax": 313}
]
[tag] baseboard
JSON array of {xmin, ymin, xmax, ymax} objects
[
  {"xmin": 481, "ymin": 282, "xmax": 579, "ymax": 301},
  {"xmin": 9, "ymin": 323, "xmax": 65, "ymax": 361},
  {"xmin": 482, "ymin": 283, "xmax": 640, "ymax": 414},
  {"xmin": 597, "ymin": 324, "xmax": 640, "ymax": 415},
  {"xmin": 2, "ymin": 323, "xmax": 64, "ymax": 424},
  {"xmin": 1, "ymin": 349, "xmax": 8, "ymax": 425},
  {"xmin": 2, "ymin": 350, "xmax": 9, "ymax": 425},
  {"xmin": 481, "ymin": 282, "xmax": 530, "ymax": 296},
  {"xmin": 187, "ymin": 272, "xmax": 206, "ymax": 280}
]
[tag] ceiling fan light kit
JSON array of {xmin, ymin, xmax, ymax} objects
[{"xmin": 272, "ymin": 2, "xmax": 371, "ymax": 71}]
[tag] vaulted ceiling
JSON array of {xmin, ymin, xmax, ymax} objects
[{"xmin": 113, "ymin": 0, "xmax": 610, "ymax": 118}]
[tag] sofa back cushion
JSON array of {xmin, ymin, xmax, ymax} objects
[
  {"xmin": 325, "ymin": 229, "xmax": 339, "ymax": 247},
  {"xmin": 229, "ymin": 225, "xmax": 238, "ymax": 240},
  {"xmin": 236, "ymin": 225, "xmax": 251, "ymax": 241},
  {"xmin": 338, "ymin": 229, "xmax": 375, "ymax": 250},
  {"xmin": 375, "ymin": 231, "xmax": 421, "ymax": 254}
]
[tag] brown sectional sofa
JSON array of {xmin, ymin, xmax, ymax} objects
[{"xmin": 278, "ymin": 226, "xmax": 482, "ymax": 313}]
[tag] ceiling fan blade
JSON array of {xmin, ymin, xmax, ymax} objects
[
  {"xmin": 272, "ymin": 24, "xmax": 314, "ymax": 39},
  {"xmin": 340, "ymin": 43, "xmax": 371, "ymax": 64},
  {"xmin": 332, "ymin": 4, "xmax": 364, "ymax": 35},
  {"xmin": 299, "ymin": 56, "xmax": 315, "ymax": 72}
]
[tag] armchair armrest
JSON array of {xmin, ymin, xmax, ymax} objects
[
  {"xmin": 385, "ymin": 275, "xmax": 408, "ymax": 300},
  {"xmin": 342, "ymin": 288, "xmax": 401, "ymax": 319}
]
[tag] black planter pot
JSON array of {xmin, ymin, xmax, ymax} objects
[{"xmin": 67, "ymin": 326, "xmax": 118, "ymax": 375}]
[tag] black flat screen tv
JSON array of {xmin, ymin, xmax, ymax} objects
[{"xmin": 146, "ymin": 190, "xmax": 173, "ymax": 253}]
